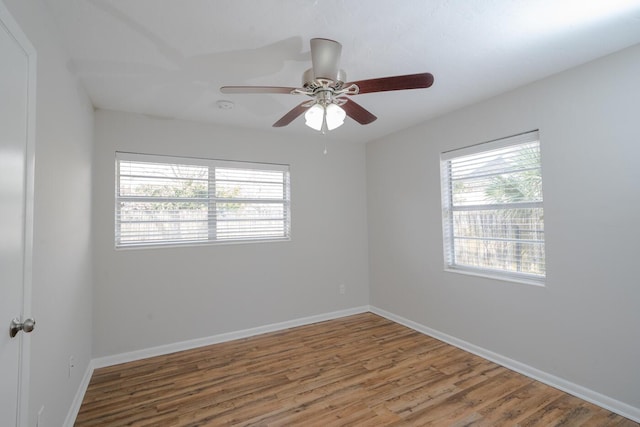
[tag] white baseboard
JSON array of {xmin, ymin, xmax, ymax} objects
[
  {"xmin": 369, "ymin": 305, "xmax": 640, "ymax": 423},
  {"xmin": 63, "ymin": 359, "xmax": 95, "ymax": 427},
  {"xmin": 92, "ymin": 306, "xmax": 369, "ymax": 369},
  {"xmin": 65, "ymin": 305, "xmax": 640, "ymax": 425},
  {"xmin": 64, "ymin": 306, "xmax": 368, "ymax": 426}
]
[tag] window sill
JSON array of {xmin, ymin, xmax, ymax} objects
[
  {"xmin": 444, "ymin": 266, "xmax": 545, "ymax": 287},
  {"xmin": 115, "ymin": 237, "xmax": 291, "ymax": 251}
]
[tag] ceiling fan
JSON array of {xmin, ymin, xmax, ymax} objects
[{"xmin": 220, "ymin": 38, "xmax": 434, "ymax": 133}]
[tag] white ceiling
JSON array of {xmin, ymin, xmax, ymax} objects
[{"xmin": 43, "ymin": 0, "xmax": 640, "ymax": 143}]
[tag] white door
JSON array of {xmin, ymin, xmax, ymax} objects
[{"xmin": 0, "ymin": 3, "xmax": 35, "ymax": 426}]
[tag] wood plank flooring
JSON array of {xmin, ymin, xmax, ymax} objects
[{"xmin": 75, "ymin": 313, "xmax": 638, "ymax": 426}]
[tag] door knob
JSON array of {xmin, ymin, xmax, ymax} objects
[{"xmin": 9, "ymin": 317, "xmax": 36, "ymax": 338}]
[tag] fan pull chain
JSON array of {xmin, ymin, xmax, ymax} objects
[{"xmin": 324, "ymin": 142, "xmax": 328, "ymax": 155}]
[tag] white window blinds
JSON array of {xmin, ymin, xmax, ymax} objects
[
  {"xmin": 116, "ymin": 153, "xmax": 290, "ymax": 248},
  {"xmin": 440, "ymin": 131, "xmax": 545, "ymax": 283}
]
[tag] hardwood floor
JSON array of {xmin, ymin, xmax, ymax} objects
[{"xmin": 75, "ymin": 313, "xmax": 638, "ymax": 426}]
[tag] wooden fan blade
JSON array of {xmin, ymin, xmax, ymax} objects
[
  {"xmin": 220, "ymin": 86, "xmax": 297, "ymax": 94},
  {"xmin": 347, "ymin": 72, "xmax": 434, "ymax": 95},
  {"xmin": 273, "ymin": 102, "xmax": 309, "ymax": 127},
  {"xmin": 342, "ymin": 99, "xmax": 377, "ymax": 125},
  {"xmin": 310, "ymin": 38, "xmax": 342, "ymax": 81}
]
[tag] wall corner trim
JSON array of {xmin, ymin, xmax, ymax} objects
[
  {"xmin": 63, "ymin": 359, "xmax": 95, "ymax": 427},
  {"xmin": 369, "ymin": 305, "xmax": 640, "ymax": 423}
]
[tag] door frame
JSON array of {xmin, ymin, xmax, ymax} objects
[{"xmin": 0, "ymin": 2, "xmax": 37, "ymax": 425}]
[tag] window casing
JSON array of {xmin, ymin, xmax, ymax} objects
[
  {"xmin": 440, "ymin": 131, "xmax": 545, "ymax": 284},
  {"xmin": 115, "ymin": 152, "xmax": 290, "ymax": 248}
]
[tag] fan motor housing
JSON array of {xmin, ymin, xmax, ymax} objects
[{"xmin": 302, "ymin": 68, "xmax": 346, "ymax": 90}]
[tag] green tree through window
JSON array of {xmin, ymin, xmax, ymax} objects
[{"xmin": 441, "ymin": 131, "xmax": 545, "ymax": 283}]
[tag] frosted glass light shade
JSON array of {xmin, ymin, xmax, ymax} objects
[
  {"xmin": 304, "ymin": 103, "xmax": 346, "ymax": 132},
  {"xmin": 325, "ymin": 103, "xmax": 346, "ymax": 130},
  {"xmin": 304, "ymin": 104, "xmax": 324, "ymax": 131}
]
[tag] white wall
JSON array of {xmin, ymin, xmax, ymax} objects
[
  {"xmin": 367, "ymin": 43, "xmax": 640, "ymax": 411},
  {"xmin": 3, "ymin": 1, "xmax": 94, "ymax": 426},
  {"xmin": 92, "ymin": 110, "xmax": 369, "ymax": 357}
]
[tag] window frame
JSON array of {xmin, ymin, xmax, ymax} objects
[
  {"xmin": 440, "ymin": 130, "xmax": 545, "ymax": 285},
  {"xmin": 115, "ymin": 152, "xmax": 291, "ymax": 249}
]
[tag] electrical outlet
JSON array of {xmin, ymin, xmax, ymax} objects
[
  {"xmin": 339, "ymin": 283, "xmax": 346, "ymax": 295},
  {"xmin": 69, "ymin": 356, "xmax": 75, "ymax": 378},
  {"xmin": 37, "ymin": 405, "xmax": 44, "ymax": 427}
]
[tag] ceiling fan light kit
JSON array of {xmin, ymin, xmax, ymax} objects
[
  {"xmin": 220, "ymin": 38, "xmax": 434, "ymax": 133},
  {"xmin": 305, "ymin": 102, "xmax": 346, "ymax": 132}
]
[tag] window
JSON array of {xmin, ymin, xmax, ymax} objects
[
  {"xmin": 115, "ymin": 152, "xmax": 290, "ymax": 248},
  {"xmin": 440, "ymin": 131, "xmax": 545, "ymax": 284}
]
